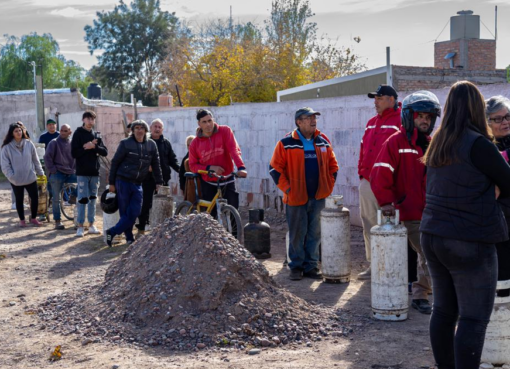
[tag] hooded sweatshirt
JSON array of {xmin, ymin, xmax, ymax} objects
[{"xmin": 1, "ymin": 139, "xmax": 44, "ymax": 186}]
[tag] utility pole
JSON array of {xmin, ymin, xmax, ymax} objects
[{"xmin": 31, "ymin": 61, "xmax": 38, "ymax": 134}]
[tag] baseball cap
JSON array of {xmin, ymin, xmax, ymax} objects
[
  {"xmin": 368, "ymin": 85, "xmax": 398, "ymax": 99},
  {"xmin": 295, "ymin": 107, "xmax": 321, "ymax": 120},
  {"xmin": 46, "ymin": 119, "xmax": 57, "ymax": 125}
]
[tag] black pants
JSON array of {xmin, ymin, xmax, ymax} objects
[
  {"xmin": 137, "ymin": 178, "xmax": 156, "ymax": 230},
  {"xmin": 495, "ymin": 232, "xmax": 510, "ymax": 297},
  {"xmin": 200, "ymin": 179, "xmax": 239, "ymax": 218},
  {"xmin": 421, "ymin": 233, "xmax": 497, "ymax": 369},
  {"xmin": 11, "ymin": 181, "xmax": 38, "ymax": 221}
]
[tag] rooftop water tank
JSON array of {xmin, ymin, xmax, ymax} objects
[{"xmin": 451, "ymin": 10, "xmax": 480, "ymax": 40}]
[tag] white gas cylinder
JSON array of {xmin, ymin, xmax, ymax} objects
[
  {"xmin": 320, "ymin": 195, "xmax": 351, "ymax": 283},
  {"xmin": 481, "ymin": 280, "xmax": 510, "ymax": 365},
  {"xmin": 370, "ymin": 210, "xmax": 408, "ymax": 321}
]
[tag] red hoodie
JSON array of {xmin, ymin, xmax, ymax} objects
[
  {"xmin": 358, "ymin": 106, "xmax": 402, "ymax": 181},
  {"xmin": 189, "ymin": 123, "xmax": 245, "ymax": 183}
]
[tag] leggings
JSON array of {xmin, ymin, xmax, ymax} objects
[{"xmin": 11, "ymin": 181, "xmax": 38, "ymax": 221}]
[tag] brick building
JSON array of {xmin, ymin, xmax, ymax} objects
[{"xmin": 278, "ymin": 10, "xmax": 507, "ymax": 102}]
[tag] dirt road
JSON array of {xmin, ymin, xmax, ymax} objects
[{"xmin": 0, "ymin": 181, "xmax": 434, "ymax": 369}]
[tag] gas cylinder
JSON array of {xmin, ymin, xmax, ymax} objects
[
  {"xmin": 481, "ymin": 280, "xmax": 510, "ymax": 365},
  {"xmin": 150, "ymin": 186, "xmax": 173, "ymax": 228},
  {"xmin": 103, "ymin": 211, "xmax": 121, "ymax": 245},
  {"xmin": 370, "ymin": 210, "xmax": 408, "ymax": 321},
  {"xmin": 320, "ymin": 196, "xmax": 351, "ymax": 283},
  {"xmin": 244, "ymin": 209, "xmax": 271, "ymax": 259}
]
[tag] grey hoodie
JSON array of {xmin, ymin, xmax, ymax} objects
[{"xmin": 1, "ymin": 139, "xmax": 44, "ymax": 186}]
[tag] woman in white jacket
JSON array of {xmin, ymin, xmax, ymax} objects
[{"xmin": 1, "ymin": 123, "xmax": 44, "ymax": 226}]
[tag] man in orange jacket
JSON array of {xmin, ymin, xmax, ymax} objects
[
  {"xmin": 270, "ymin": 107, "xmax": 339, "ymax": 281},
  {"xmin": 358, "ymin": 85, "xmax": 401, "ymax": 279}
]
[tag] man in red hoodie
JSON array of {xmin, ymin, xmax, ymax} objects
[
  {"xmin": 358, "ymin": 85, "xmax": 401, "ymax": 279},
  {"xmin": 189, "ymin": 109, "xmax": 247, "ymax": 214},
  {"xmin": 370, "ymin": 91, "xmax": 441, "ymax": 314}
]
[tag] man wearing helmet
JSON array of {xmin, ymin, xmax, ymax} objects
[{"xmin": 370, "ymin": 90, "xmax": 441, "ymax": 314}]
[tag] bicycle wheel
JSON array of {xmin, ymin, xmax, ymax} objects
[
  {"xmin": 175, "ymin": 201, "xmax": 194, "ymax": 216},
  {"xmin": 60, "ymin": 183, "xmax": 77, "ymax": 221},
  {"xmin": 218, "ymin": 204, "xmax": 242, "ymax": 240}
]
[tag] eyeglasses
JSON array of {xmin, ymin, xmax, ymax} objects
[{"xmin": 488, "ymin": 114, "xmax": 510, "ymax": 124}]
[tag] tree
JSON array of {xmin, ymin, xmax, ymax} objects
[
  {"xmin": 84, "ymin": 0, "xmax": 179, "ymax": 106},
  {"xmin": 0, "ymin": 33, "xmax": 89, "ymax": 92}
]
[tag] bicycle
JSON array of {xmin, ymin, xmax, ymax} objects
[
  {"xmin": 175, "ymin": 170, "xmax": 243, "ymax": 240},
  {"xmin": 59, "ymin": 182, "xmax": 77, "ymax": 221}
]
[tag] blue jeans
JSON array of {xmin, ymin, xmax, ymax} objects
[
  {"xmin": 110, "ymin": 179, "xmax": 143, "ymax": 242},
  {"xmin": 286, "ymin": 198, "xmax": 325, "ymax": 272},
  {"xmin": 49, "ymin": 171, "xmax": 77, "ymax": 221},
  {"xmin": 421, "ymin": 233, "xmax": 497, "ymax": 369},
  {"xmin": 76, "ymin": 175, "xmax": 99, "ymax": 225}
]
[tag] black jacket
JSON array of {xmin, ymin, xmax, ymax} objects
[
  {"xmin": 109, "ymin": 135, "xmax": 163, "ymax": 185},
  {"xmin": 179, "ymin": 152, "xmax": 189, "ymax": 192},
  {"xmin": 148, "ymin": 135, "xmax": 180, "ymax": 184},
  {"xmin": 421, "ymin": 129, "xmax": 508, "ymax": 244},
  {"xmin": 496, "ymin": 136, "xmax": 510, "ymax": 219},
  {"xmin": 71, "ymin": 126, "xmax": 108, "ymax": 176}
]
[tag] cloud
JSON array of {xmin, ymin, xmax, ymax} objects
[{"xmin": 50, "ymin": 7, "xmax": 93, "ymax": 18}]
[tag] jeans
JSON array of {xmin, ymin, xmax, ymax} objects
[
  {"xmin": 138, "ymin": 177, "xmax": 156, "ymax": 230},
  {"xmin": 49, "ymin": 171, "xmax": 77, "ymax": 221},
  {"xmin": 76, "ymin": 175, "xmax": 99, "ymax": 225},
  {"xmin": 421, "ymin": 233, "xmax": 497, "ymax": 369},
  {"xmin": 11, "ymin": 181, "xmax": 38, "ymax": 221},
  {"xmin": 286, "ymin": 198, "xmax": 325, "ymax": 272},
  {"xmin": 110, "ymin": 179, "xmax": 143, "ymax": 242}
]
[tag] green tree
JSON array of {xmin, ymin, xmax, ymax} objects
[
  {"xmin": 84, "ymin": 0, "xmax": 179, "ymax": 106},
  {"xmin": 0, "ymin": 33, "xmax": 88, "ymax": 92}
]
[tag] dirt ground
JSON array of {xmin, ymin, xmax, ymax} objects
[{"xmin": 0, "ymin": 180, "xmax": 434, "ymax": 369}]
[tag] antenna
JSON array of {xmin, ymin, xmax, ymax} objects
[{"xmin": 495, "ymin": 6, "xmax": 498, "ymax": 41}]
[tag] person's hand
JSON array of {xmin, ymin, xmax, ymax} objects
[
  {"xmin": 237, "ymin": 170, "xmax": 247, "ymax": 178},
  {"xmin": 83, "ymin": 141, "xmax": 96, "ymax": 150},
  {"xmin": 496, "ymin": 185, "xmax": 501, "ymax": 199},
  {"xmin": 149, "ymin": 165, "xmax": 152, "ymax": 172},
  {"xmin": 381, "ymin": 204, "xmax": 396, "ymax": 216},
  {"xmin": 109, "ymin": 184, "xmax": 116, "ymax": 193},
  {"xmin": 209, "ymin": 165, "xmax": 225, "ymax": 175}
]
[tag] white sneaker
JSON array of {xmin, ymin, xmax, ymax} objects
[
  {"xmin": 76, "ymin": 227, "xmax": 85, "ymax": 237},
  {"xmin": 11, "ymin": 203, "xmax": 16, "ymax": 210},
  {"xmin": 88, "ymin": 225, "xmax": 100, "ymax": 234}
]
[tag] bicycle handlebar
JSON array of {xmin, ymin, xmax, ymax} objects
[{"xmin": 197, "ymin": 169, "xmax": 239, "ymax": 179}]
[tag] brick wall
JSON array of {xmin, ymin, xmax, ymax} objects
[
  {"xmin": 434, "ymin": 39, "xmax": 496, "ymax": 70},
  {"xmin": 393, "ymin": 65, "xmax": 507, "ymax": 94}
]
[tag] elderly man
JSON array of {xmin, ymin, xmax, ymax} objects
[
  {"xmin": 136, "ymin": 118, "xmax": 180, "ymax": 235},
  {"xmin": 106, "ymin": 120, "xmax": 163, "ymax": 247},
  {"xmin": 357, "ymin": 85, "xmax": 401, "ymax": 279},
  {"xmin": 189, "ymin": 109, "xmax": 247, "ymax": 215},
  {"xmin": 44, "ymin": 124, "xmax": 76, "ymax": 230},
  {"xmin": 270, "ymin": 107, "xmax": 339, "ymax": 280}
]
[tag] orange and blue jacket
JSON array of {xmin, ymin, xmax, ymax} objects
[{"xmin": 269, "ymin": 129, "xmax": 339, "ymax": 206}]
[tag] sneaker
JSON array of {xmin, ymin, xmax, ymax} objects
[
  {"xmin": 289, "ymin": 268, "xmax": 303, "ymax": 281},
  {"xmin": 135, "ymin": 229, "xmax": 146, "ymax": 240},
  {"xmin": 11, "ymin": 203, "xmax": 16, "ymax": 210},
  {"xmin": 304, "ymin": 268, "xmax": 323, "ymax": 280},
  {"xmin": 76, "ymin": 227, "xmax": 85, "ymax": 237},
  {"xmin": 88, "ymin": 225, "xmax": 100, "ymax": 234},
  {"xmin": 54, "ymin": 222, "xmax": 65, "ymax": 230},
  {"xmin": 126, "ymin": 239, "xmax": 134, "ymax": 246},
  {"xmin": 357, "ymin": 266, "xmax": 371, "ymax": 280},
  {"xmin": 19, "ymin": 220, "xmax": 27, "ymax": 227},
  {"xmin": 106, "ymin": 229, "xmax": 114, "ymax": 247},
  {"xmin": 411, "ymin": 299, "xmax": 432, "ymax": 314},
  {"xmin": 30, "ymin": 218, "xmax": 43, "ymax": 227}
]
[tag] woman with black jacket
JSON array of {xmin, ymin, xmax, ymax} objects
[
  {"xmin": 486, "ymin": 95, "xmax": 510, "ymax": 298},
  {"xmin": 420, "ymin": 81, "xmax": 510, "ymax": 369}
]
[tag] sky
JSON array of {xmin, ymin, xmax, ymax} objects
[{"xmin": 1, "ymin": 0, "xmax": 509, "ymax": 72}]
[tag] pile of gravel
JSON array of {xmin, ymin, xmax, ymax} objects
[{"xmin": 37, "ymin": 214, "xmax": 356, "ymax": 351}]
